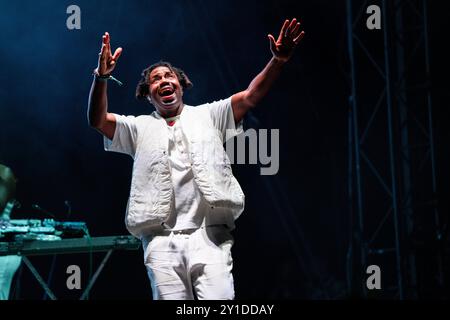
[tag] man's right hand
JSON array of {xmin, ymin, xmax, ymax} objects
[
  {"xmin": 96, "ymin": 32, "xmax": 122, "ymax": 76},
  {"xmin": 88, "ymin": 32, "xmax": 120, "ymax": 140}
]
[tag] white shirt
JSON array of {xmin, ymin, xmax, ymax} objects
[{"xmin": 162, "ymin": 113, "xmax": 211, "ymax": 231}]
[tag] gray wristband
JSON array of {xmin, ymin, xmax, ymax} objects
[{"xmin": 93, "ymin": 70, "xmax": 123, "ymax": 86}]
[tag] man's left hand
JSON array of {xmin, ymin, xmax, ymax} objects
[{"xmin": 268, "ymin": 18, "xmax": 305, "ymax": 63}]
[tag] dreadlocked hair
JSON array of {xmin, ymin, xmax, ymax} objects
[{"xmin": 135, "ymin": 61, "xmax": 193, "ymax": 100}]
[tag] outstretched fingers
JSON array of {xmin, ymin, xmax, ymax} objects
[
  {"xmin": 268, "ymin": 34, "xmax": 276, "ymax": 51},
  {"xmin": 291, "ymin": 22, "xmax": 301, "ymax": 37},
  {"xmin": 111, "ymin": 47, "xmax": 123, "ymax": 65},
  {"xmin": 105, "ymin": 32, "xmax": 112, "ymax": 58},
  {"xmin": 277, "ymin": 19, "xmax": 289, "ymax": 42},
  {"xmin": 293, "ymin": 30, "xmax": 305, "ymax": 44},
  {"xmin": 285, "ymin": 18, "xmax": 297, "ymax": 37},
  {"xmin": 100, "ymin": 33, "xmax": 110, "ymax": 59},
  {"xmin": 99, "ymin": 45, "xmax": 107, "ymax": 63}
]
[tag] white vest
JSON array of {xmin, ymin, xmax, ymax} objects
[{"xmin": 122, "ymin": 105, "xmax": 245, "ymax": 238}]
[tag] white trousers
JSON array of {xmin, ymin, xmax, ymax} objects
[
  {"xmin": 0, "ymin": 255, "xmax": 21, "ymax": 300},
  {"xmin": 143, "ymin": 225, "xmax": 234, "ymax": 300}
]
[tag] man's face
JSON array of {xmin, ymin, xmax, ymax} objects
[{"xmin": 148, "ymin": 66, "xmax": 183, "ymax": 116}]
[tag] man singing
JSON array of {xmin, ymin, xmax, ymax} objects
[{"xmin": 88, "ymin": 18, "xmax": 304, "ymax": 300}]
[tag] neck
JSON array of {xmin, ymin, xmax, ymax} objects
[{"xmin": 158, "ymin": 103, "xmax": 184, "ymax": 118}]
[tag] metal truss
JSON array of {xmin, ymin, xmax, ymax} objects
[{"xmin": 346, "ymin": 0, "xmax": 443, "ymax": 299}]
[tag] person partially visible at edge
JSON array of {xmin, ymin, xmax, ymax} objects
[
  {"xmin": 0, "ymin": 164, "xmax": 22, "ymax": 300},
  {"xmin": 87, "ymin": 18, "xmax": 304, "ymax": 300}
]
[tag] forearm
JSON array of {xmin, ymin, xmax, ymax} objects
[
  {"xmin": 87, "ymin": 78, "xmax": 108, "ymax": 128},
  {"xmin": 245, "ymin": 57, "xmax": 285, "ymax": 107}
]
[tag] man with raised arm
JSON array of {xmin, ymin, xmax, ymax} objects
[{"xmin": 88, "ymin": 18, "xmax": 304, "ymax": 300}]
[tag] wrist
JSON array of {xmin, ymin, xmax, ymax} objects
[
  {"xmin": 271, "ymin": 56, "xmax": 288, "ymax": 66},
  {"xmin": 93, "ymin": 68, "xmax": 110, "ymax": 78},
  {"xmin": 92, "ymin": 68, "xmax": 123, "ymax": 86}
]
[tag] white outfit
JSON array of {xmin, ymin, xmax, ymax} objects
[
  {"xmin": 0, "ymin": 255, "xmax": 21, "ymax": 300},
  {"xmin": 104, "ymin": 97, "xmax": 244, "ymax": 238},
  {"xmin": 163, "ymin": 114, "xmax": 208, "ymax": 231},
  {"xmin": 104, "ymin": 97, "xmax": 243, "ymax": 300},
  {"xmin": 0, "ymin": 202, "xmax": 22, "ymax": 300},
  {"xmin": 143, "ymin": 226, "xmax": 234, "ymax": 300}
]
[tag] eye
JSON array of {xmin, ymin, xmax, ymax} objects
[{"xmin": 150, "ymin": 76, "xmax": 161, "ymax": 83}]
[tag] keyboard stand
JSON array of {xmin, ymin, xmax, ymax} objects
[
  {"xmin": 22, "ymin": 255, "xmax": 57, "ymax": 300},
  {"xmin": 2, "ymin": 235, "xmax": 141, "ymax": 300},
  {"xmin": 21, "ymin": 249, "xmax": 114, "ymax": 300}
]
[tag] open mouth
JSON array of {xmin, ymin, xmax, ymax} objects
[
  {"xmin": 157, "ymin": 85, "xmax": 177, "ymax": 105},
  {"xmin": 158, "ymin": 84, "xmax": 176, "ymax": 106},
  {"xmin": 158, "ymin": 85, "xmax": 175, "ymax": 97}
]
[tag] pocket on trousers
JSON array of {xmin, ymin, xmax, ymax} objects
[{"xmin": 204, "ymin": 226, "xmax": 234, "ymax": 248}]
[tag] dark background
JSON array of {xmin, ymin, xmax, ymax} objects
[{"xmin": 0, "ymin": 0, "xmax": 448, "ymax": 299}]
